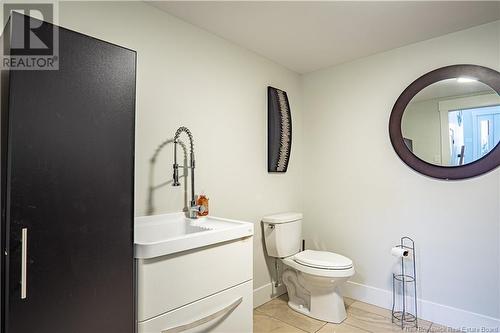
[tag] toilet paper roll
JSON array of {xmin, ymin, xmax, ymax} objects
[{"xmin": 391, "ymin": 247, "xmax": 409, "ymax": 258}]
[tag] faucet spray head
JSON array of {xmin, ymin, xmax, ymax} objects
[
  {"xmin": 172, "ymin": 163, "xmax": 181, "ymax": 186},
  {"xmin": 172, "ymin": 140, "xmax": 181, "ymax": 186}
]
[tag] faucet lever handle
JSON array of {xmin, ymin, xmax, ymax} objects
[
  {"xmin": 190, "ymin": 204, "xmax": 206, "ymax": 213},
  {"xmin": 187, "ymin": 204, "xmax": 206, "ymax": 219}
]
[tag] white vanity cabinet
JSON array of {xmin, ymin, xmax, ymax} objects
[
  {"xmin": 135, "ymin": 213, "xmax": 254, "ymax": 333},
  {"xmin": 138, "ymin": 280, "xmax": 253, "ymax": 333}
]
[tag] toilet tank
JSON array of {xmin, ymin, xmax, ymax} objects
[{"xmin": 262, "ymin": 212, "xmax": 303, "ymax": 258}]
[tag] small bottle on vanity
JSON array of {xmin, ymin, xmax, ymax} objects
[{"xmin": 197, "ymin": 192, "xmax": 209, "ymax": 217}]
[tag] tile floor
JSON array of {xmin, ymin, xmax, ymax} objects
[{"xmin": 254, "ymin": 294, "xmax": 451, "ymax": 333}]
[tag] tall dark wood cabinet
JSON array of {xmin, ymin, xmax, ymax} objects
[{"xmin": 1, "ymin": 14, "xmax": 136, "ymax": 333}]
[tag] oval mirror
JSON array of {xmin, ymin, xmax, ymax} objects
[{"xmin": 389, "ymin": 65, "xmax": 500, "ymax": 179}]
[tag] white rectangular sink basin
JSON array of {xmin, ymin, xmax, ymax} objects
[{"xmin": 135, "ymin": 212, "xmax": 254, "ymax": 259}]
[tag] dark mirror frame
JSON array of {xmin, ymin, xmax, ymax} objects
[{"xmin": 389, "ymin": 64, "xmax": 500, "ymax": 180}]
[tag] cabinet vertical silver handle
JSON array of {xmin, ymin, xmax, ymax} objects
[{"xmin": 21, "ymin": 228, "xmax": 27, "ymax": 299}]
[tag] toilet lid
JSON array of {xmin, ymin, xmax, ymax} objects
[{"xmin": 294, "ymin": 250, "xmax": 353, "ymax": 269}]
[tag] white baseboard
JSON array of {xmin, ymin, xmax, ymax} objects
[
  {"xmin": 253, "ymin": 282, "xmax": 286, "ymax": 308},
  {"xmin": 342, "ymin": 280, "xmax": 392, "ymax": 309},
  {"xmin": 343, "ymin": 281, "xmax": 500, "ymax": 329}
]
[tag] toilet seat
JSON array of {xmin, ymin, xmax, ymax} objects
[
  {"xmin": 282, "ymin": 255, "xmax": 355, "ymax": 278},
  {"xmin": 294, "ymin": 250, "xmax": 353, "ymax": 270}
]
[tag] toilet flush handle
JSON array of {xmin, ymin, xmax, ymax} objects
[{"xmin": 268, "ymin": 224, "xmax": 275, "ymax": 229}]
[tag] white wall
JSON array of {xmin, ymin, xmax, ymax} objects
[
  {"xmin": 302, "ymin": 21, "xmax": 500, "ymax": 326},
  {"xmin": 58, "ymin": 1, "xmax": 303, "ymax": 299}
]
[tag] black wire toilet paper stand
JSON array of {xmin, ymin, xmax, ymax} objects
[{"xmin": 391, "ymin": 236, "xmax": 418, "ymax": 329}]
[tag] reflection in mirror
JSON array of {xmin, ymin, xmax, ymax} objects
[{"xmin": 401, "ymin": 78, "xmax": 500, "ymax": 166}]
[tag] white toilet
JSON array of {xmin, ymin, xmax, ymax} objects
[{"xmin": 262, "ymin": 212, "xmax": 355, "ymax": 323}]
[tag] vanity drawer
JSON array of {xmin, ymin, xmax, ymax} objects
[
  {"xmin": 137, "ymin": 237, "xmax": 252, "ymax": 321},
  {"xmin": 138, "ymin": 280, "xmax": 253, "ymax": 333}
]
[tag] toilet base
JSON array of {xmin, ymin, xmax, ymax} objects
[
  {"xmin": 281, "ymin": 267, "xmax": 350, "ymax": 323},
  {"xmin": 287, "ymin": 298, "xmax": 347, "ymax": 324}
]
